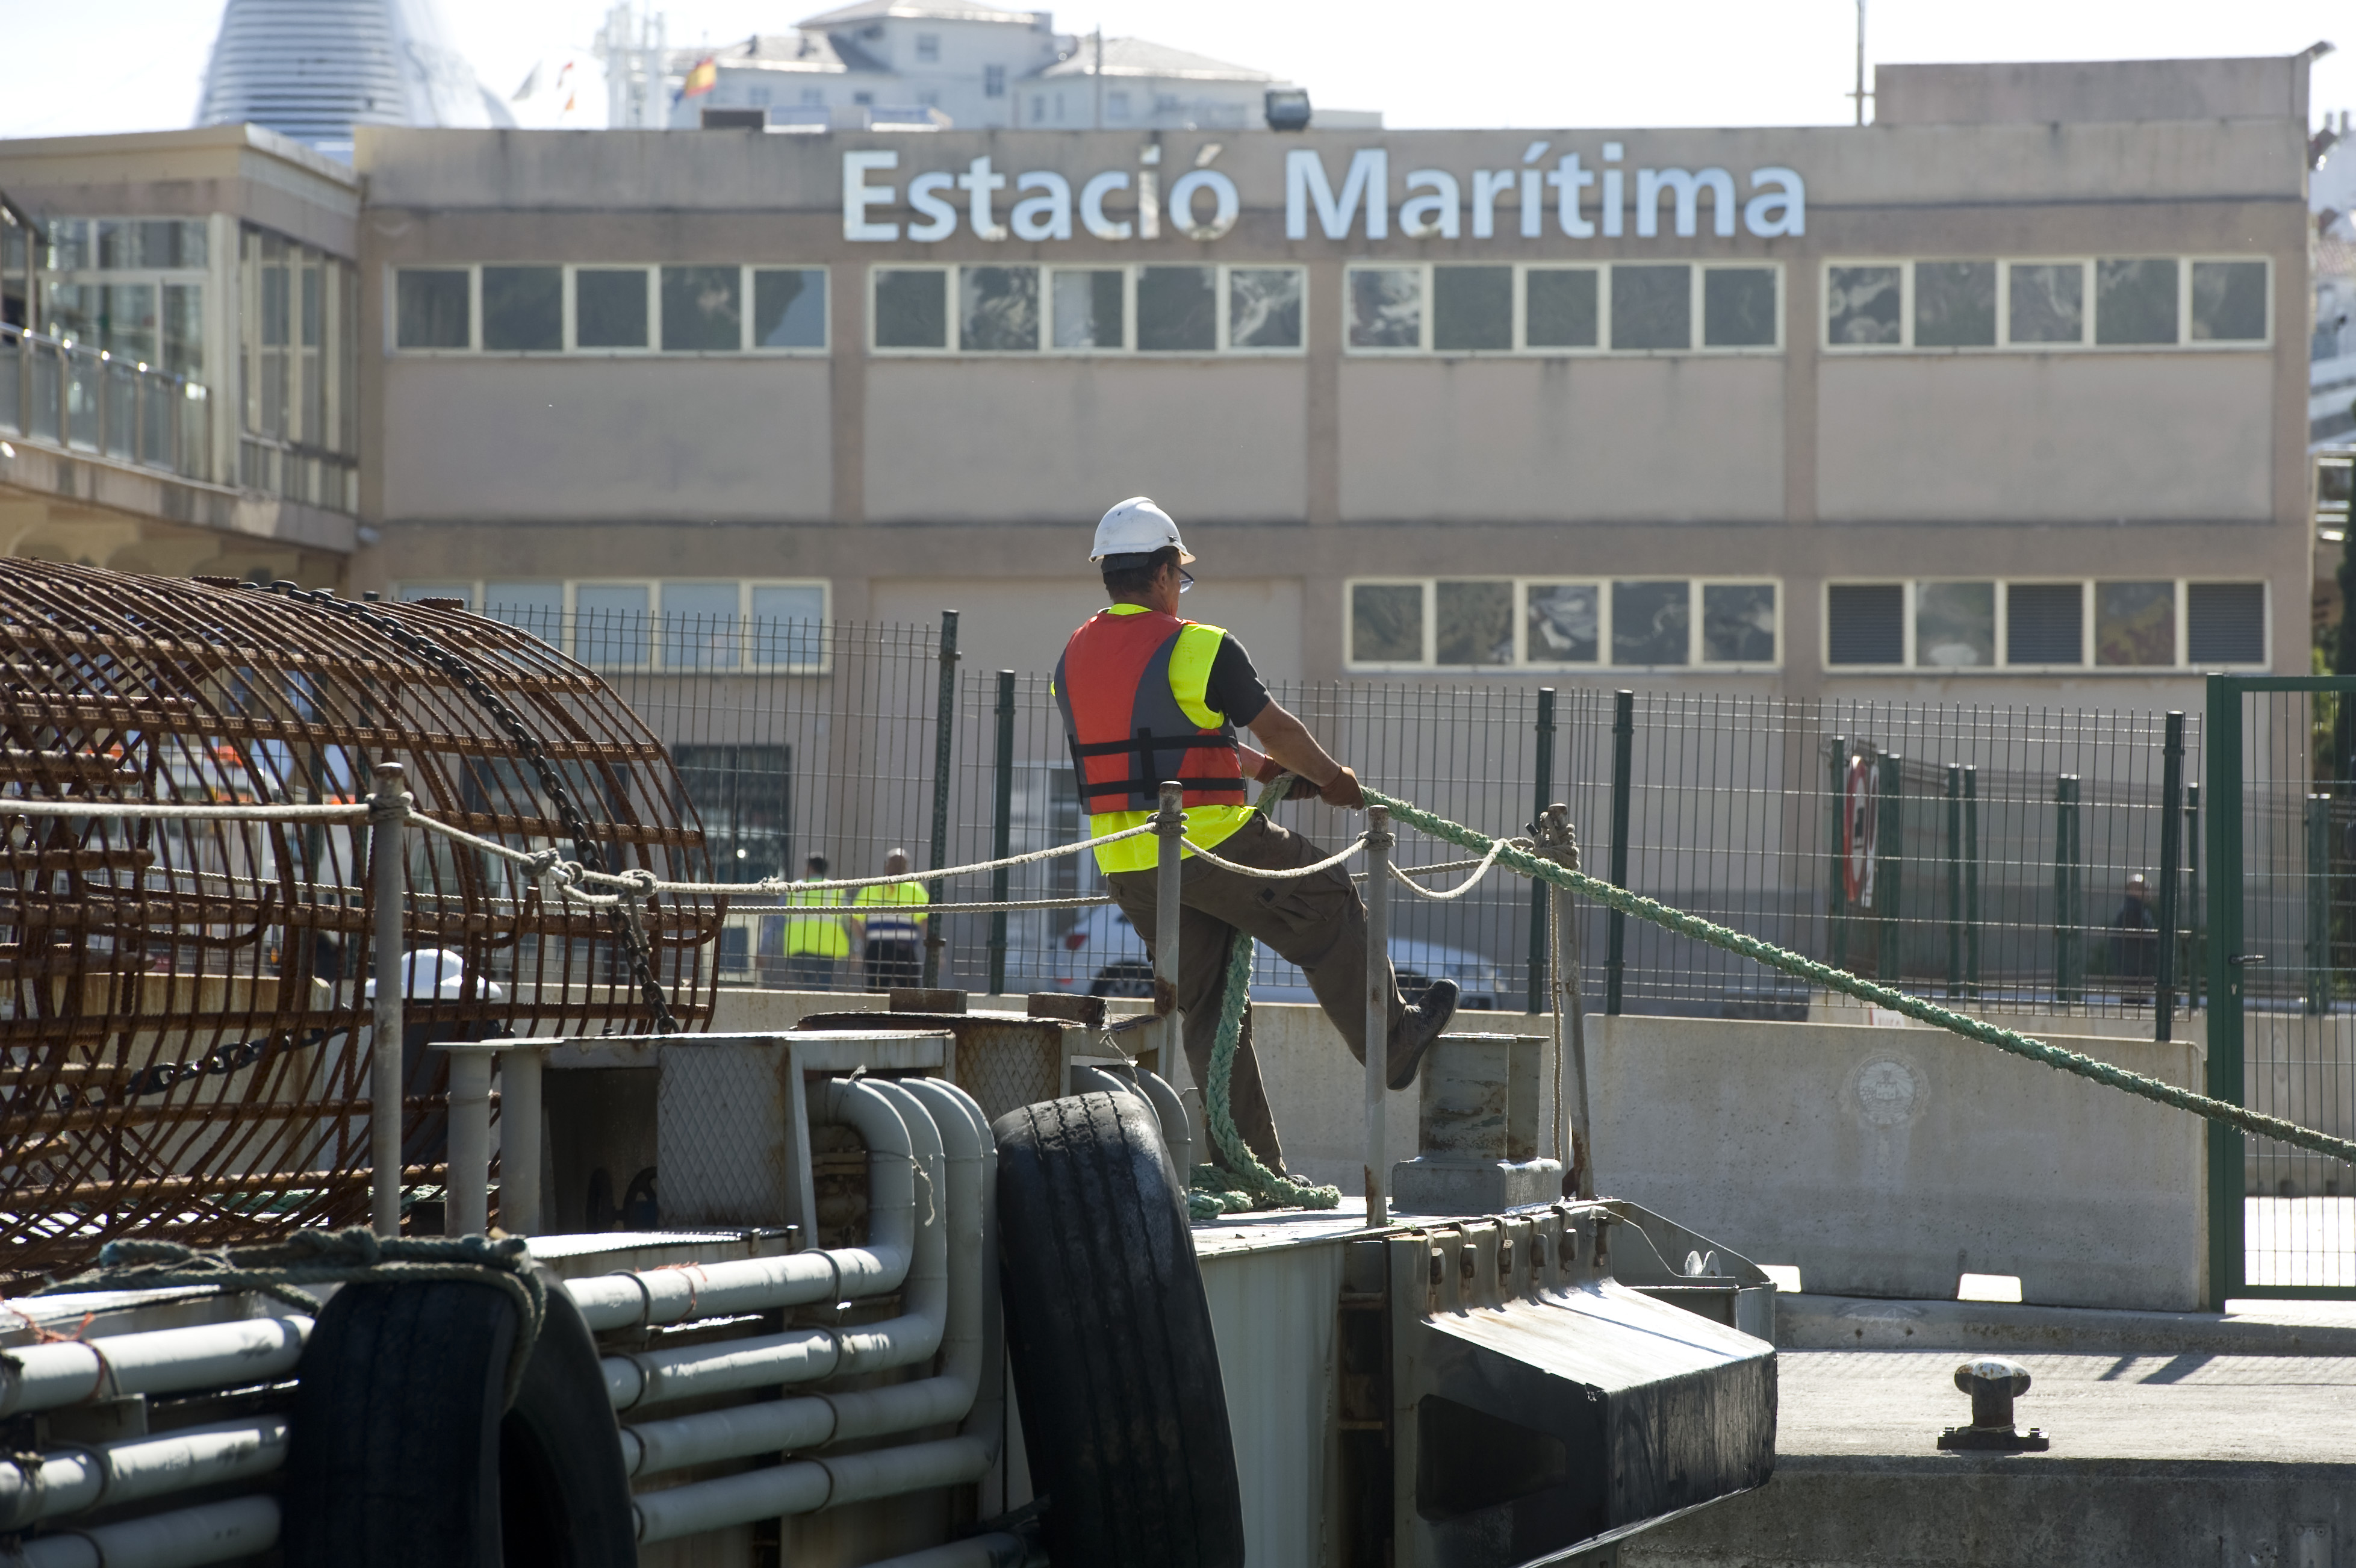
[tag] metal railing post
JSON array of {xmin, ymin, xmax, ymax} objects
[
  {"xmin": 922, "ymin": 610, "xmax": 960, "ymax": 987},
  {"xmin": 2307, "ymin": 792, "xmax": 2331, "ymax": 1016},
  {"xmin": 1153, "ymin": 780, "xmax": 1185, "ymax": 1083},
  {"xmin": 1964, "ymin": 765, "xmax": 1980, "ymax": 998},
  {"xmin": 1364, "ymin": 803, "xmax": 1393, "ymax": 1228},
  {"xmin": 1827, "ymin": 735, "xmax": 1848, "ymax": 973},
  {"xmin": 1605, "ymin": 690, "xmax": 1633, "ymax": 1015},
  {"xmin": 2203, "ymin": 675, "xmax": 2244, "ymax": 1308},
  {"xmin": 2186, "ymin": 780, "xmax": 2202, "ymax": 1014},
  {"xmin": 500, "ymin": 1042, "xmax": 546, "ymax": 1235},
  {"xmin": 1945, "ymin": 763, "xmax": 1963, "ymax": 996},
  {"xmin": 367, "ymin": 761, "xmax": 409, "ymax": 1238},
  {"xmin": 2055, "ymin": 774, "xmax": 2082, "ymax": 1004},
  {"xmin": 2157, "ymin": 712, "xmax": 2184, "ymax": 1041},
  {"xmin": 443, "ymin": 1047, "xmax": 494, "ymax": 1237},
  {"xmin": 987, "ymin": 670, "xmax": 1016, "ymax": 997},
  {"xmin": 1526, "ymin": 687, "xmax": 1555, "ymax": 1014},
  {"xmin": 1876, "ymin": 752, "xmax": 1904, "ymax": 983}
]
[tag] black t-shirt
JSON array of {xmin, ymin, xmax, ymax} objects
[{"xmin": 1205, "ymin": 633, "xmax": 1269, "ymax": 727}]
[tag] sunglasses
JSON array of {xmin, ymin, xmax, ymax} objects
[{"xmin": 1178, "ymin": 567, "xmax": 1195, "ymax": 594}]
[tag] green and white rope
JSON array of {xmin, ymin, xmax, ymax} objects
[{"xmin": 1363, "ymin": 788, "xmax": 2356, "ymax": 1168}]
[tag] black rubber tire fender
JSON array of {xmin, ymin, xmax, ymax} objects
[
  {"xmin": 993, "ymin": 1091, "xmax": 1245, "ymax": 1568},
  {"xmin": 282, "ymin": 1281, "xmax": 637, "ymax": 1568}
]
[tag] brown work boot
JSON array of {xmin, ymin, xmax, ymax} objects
[{"xmin": 1385, "ymin": 979, "xmax": 1459, "ymax": 1090}]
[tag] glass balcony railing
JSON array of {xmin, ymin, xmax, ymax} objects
[{"xmin": 0, "ymin": 322, "xmax": 214, "ymax": 484}]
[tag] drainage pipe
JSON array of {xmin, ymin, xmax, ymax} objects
[
  {"xmin": 0, "ymin": 1415, "xmax": 288, "ymax": 1529},
  {"xmin": 11, "ymin": 1493, "xmax": 279, "ymax": 1568},
  {"xmin": 633, "ymin": 1436, "xmax": 993, "ymax": 1546},
  {"xmin": 617, "ymin": 1078, "xmax": 991, "ymax": 1473},
  {"xmin": 600, "ymin": 1076, "xmax": 943, "ymax": 1411},
  {"xmin": 563, "ymin": 1072, "xmax": 921, "ymax": 1334},
  {"xmin": 860, "ymin": 1535, "xmax": 1030, "ymax": 1568},
  {"xmin": 0, "ymin": 1319, "xmax": 310, "ymax": 1418}
]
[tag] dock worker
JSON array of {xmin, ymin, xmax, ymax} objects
[
  {"xmin": 1054, "ymin": 496, "xmax": 1458, "ymax": 1175},
  {"xmin": 782, "ymin": 854, "xmax": 850, "ymax": 992},
  {"xmin": 853, "ymin": 847, "xmax": 930, "ymax": 992}
]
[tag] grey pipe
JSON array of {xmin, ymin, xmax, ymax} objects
[
  {"xmin": 619, "ymin": 1079, "xmax": 997, "ymax": 1474},
  {"xmin": 368, "ymin": 762, "xmax": 407, "ymax": 1238},
  {"xmin": 0, "ymin": 1416, "xmax": 287, "ymax": 1529},
  {"xmin": 443, "ymin": 1047, "xmax": 493, "ymax": 1237},
  {"xmin": 632, "ymin": 1436, "xmax": 992, "ymax": 1545},
  {"xmin": 11, "ymin": 1493, "xmax": 279, "ymax": 1568},
  {"xmin": 602, "ymin": 1075, "xmax": 943, "ymax": 1411},
  {"xmin": 500, "ymin": 1042, "xmax": 545, "ymax": 1234},
  {"xmin": 564, "ymin": 1073, "xmax": 922, "ymax": 1334},
  {"xmin": 860, "ymin": 1534, "xmax": 1030, "ymax": 1568},
  {"xmin": 0, "ymin": 1319, "xmax": 310, "ymax": 1419}
]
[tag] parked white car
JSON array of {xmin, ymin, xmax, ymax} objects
[{"xmin": 1036, "ymin": 903, "xmax": 1502, "ymax": 1011}]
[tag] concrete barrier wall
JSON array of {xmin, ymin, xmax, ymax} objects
[{"xmin": 705, "ymin": 988, "xmax": 2207, "ymax": 1310}]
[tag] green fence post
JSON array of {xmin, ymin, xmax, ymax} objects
[
  {"xmin": 922, "ymin": 609, "xmax": 960, "ymax": 988},
  {"xmin": 1605, "ymin": 690, "xmax": 1633, "ymax": 1015},
  {"xmin": 1877, "ymin": 753, "xmax": 1904, "ymax": 983},
  {"xmin": 2054, "ymin": 774, "xmax": 2081, "ymax": 1004},
  {"xmin": 1828, "ymin": 735, "xmax": 1849, "ymax": 974},
  {"xmin": 2157, "ymin": 712, "xmax": 2184, "ymax": 1043},
  {"xmin": 1945, "ymin": 763, "xmax": 1963, "ymax": 996},
  {"xmin": 986, "ymin": 671, "xmax": 1016, "ymax": 998},
  {"xmin": 1527, "ymin": 687, "xmax": 1556, "ymax": 1015},
  {"xmin": 2204, "ymin": 674, "xmax": 2244, "ymax": 1309},
  {"xmin": 2186, "ymin": 780, "xmax": 2202, "ymax": 1015},
  {"xmin": 2307, "ymin": 792, "xmax": 2331, "ymax": 1017},
  {"xmin": 1964, "ymin": 765, "xmax": 1981, "ymax": 998}
]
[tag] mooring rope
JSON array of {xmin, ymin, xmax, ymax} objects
[{"xmin": 1362, "ymin": 787, "xmax": 2356, "ymax": 1169}]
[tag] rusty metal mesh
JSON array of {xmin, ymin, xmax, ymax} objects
[{"xmin": 0, "ymin": 562, "xmax": 718, "ymax": 1283}]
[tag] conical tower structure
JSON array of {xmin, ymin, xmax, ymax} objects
[{"xmin": 196, "ymin": 0, "xmax": 514, "ymax": 157}]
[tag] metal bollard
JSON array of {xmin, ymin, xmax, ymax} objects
[
  {"xmin": 440, "ymin": 1044, "xmax": 495, "ymax": 1237},
  {"xmin": 1153, "ymin": 781, "xmax": 1185, "ymax": 1084},
  {"xmin": 501, "ymin": 1042, "xmax": 547, "ymax": 1234},
  {"xmin": 367, "ymin": 762, "xmax": 408, "ymax": 1238},
  {"xmin": 1364, "ymin": 804, "xmax": 1393, "ymax": 1228}
]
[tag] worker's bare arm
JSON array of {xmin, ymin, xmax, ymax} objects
[{"xmin": 1245, "ymin": 701, "xmax": 1365, "ymax": 809}]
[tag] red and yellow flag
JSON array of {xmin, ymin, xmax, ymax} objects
[{"xmin": 679, "ymin": 57, "xmax": 718, "ymax": 100}]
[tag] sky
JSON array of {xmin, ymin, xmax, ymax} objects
[{"xmin": 5, "ymin": 0, "xmax": 2355, "ymax": 140}]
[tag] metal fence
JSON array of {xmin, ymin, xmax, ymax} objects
[{"xmin": 492, "ymin": 603, "xmax": 2259, "ymax": 1030}]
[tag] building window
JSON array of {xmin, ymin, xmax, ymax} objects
[
  {"xmin": 984, "ymin": 64, "xmax": 1005, "ymax": 96},
  {"xmin": 915, "ymin": 31, "xmax": 939, "ymax": 61},
  {"xmin": 869, "ymin": 264, "xmax": 1304, "ymax": 354},
  {"xmin": 481, "ymin": 265, "xmax": 561, "ymax": 352},
  {"xmin": 1345, "ymin": 578, "xmax": 1778, "ymax": 671},
  {"xmin": 1107, "ymin": 89, "xmax": 1130, "ymax": 120},
  {"xmin": 394, "ymin": 264, "xmax": 827, "ymax": 355},
  {"xmin": 396, "ymin": 268, "xmax": 470, "ymax": 349},
  {"xmin": 2187, "ymin": 582, "xmax": 2266, "ymax": 664},
  {"xmin": 1826, "ymin": 256, "xmax": 2269, "ymax": 352},
  {"xmin": 1342, "ymin": 261, "xmax": 1780, "ymax": 355},
  {"xmin": 391, "ymin": 579, "xmax": 831, "ymax": 671},
  {"xmin": 1825, "ymin": 579, "xmax": 2266, "ymax": 669}
]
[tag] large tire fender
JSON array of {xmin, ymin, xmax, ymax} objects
[
  {"xmin": 282, "ymin": 1281, "xmax": 635, "ymax": 1568},
  {"xmin": 993, "ymin": 1091, "xmax": 1245, "ymax": 1568}
]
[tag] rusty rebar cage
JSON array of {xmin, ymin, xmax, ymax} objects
[{"xmin": 0, "ymin": 562, "xmax": 717, "ymax": 1282}]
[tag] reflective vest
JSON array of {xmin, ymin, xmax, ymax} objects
[
  {"xmin": 1054, "ymin": 604, "xmax": 1254, "ymax": 875},
  {"xmin": 853, "ymin": 879, "xmax": 928, "ymax": 943},
  {"xmin": 783, "ymin": 879, "xmax": 850, "ymax": 959}
]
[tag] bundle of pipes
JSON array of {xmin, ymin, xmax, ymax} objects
[{"xmin": 0, "ymin": 1075, "xmax": 1005, "ymax": 1564}]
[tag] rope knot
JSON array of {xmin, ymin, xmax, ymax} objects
[{"xmin": 616, "ymin": 868, "xmax": 658, "ymax": 899}]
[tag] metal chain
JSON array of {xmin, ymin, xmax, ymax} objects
[{"xmin": 253, "ymin": 582, "xmax": 679, "ymax": 1032}]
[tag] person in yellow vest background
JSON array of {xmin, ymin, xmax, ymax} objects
[
  {"xmin": 1055, "ymin": 497, "xmax": 1458, "ymax": 1177},
  {"xmin": 776, "ymin": 854, "xmax": 849, "ymax": 992},
  {"xmin": 852, "ymin": 847, "xmax": 930, "ymax": 992}
]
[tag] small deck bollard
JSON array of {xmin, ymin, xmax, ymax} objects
[
  {"xmin": 368, "ymin": 761, "xmax": 408, "ymax": 1239},
  {"xmin": 1937, "ymin": 1357, "xmax": 2048, "ymax": 1452},
  {"xmin": 1364, "ymin": 804, "xmax": 1394, "ymax": 1227},
  {"xmin": 1153, "ymin": 781, "xmax": 1185, "ymax": 1086}
]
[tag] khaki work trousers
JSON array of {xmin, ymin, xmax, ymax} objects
[{"xmin": 1107, "ymin": 812, "xmax": 1407, "ymax": 1174}]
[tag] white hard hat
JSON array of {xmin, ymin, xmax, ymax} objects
[{"xmin": 1090, "ymin": 497, "xmax": 1193, "ymax": 564}]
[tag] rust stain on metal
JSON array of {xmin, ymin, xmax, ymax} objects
[
  {"xmin": 1153, "ymin": 977, "xmax": 1178, "ymax": 1016},
  {"xmin": 0, "ymin": 561, "xmax": 720, "ymax": 1283}
]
